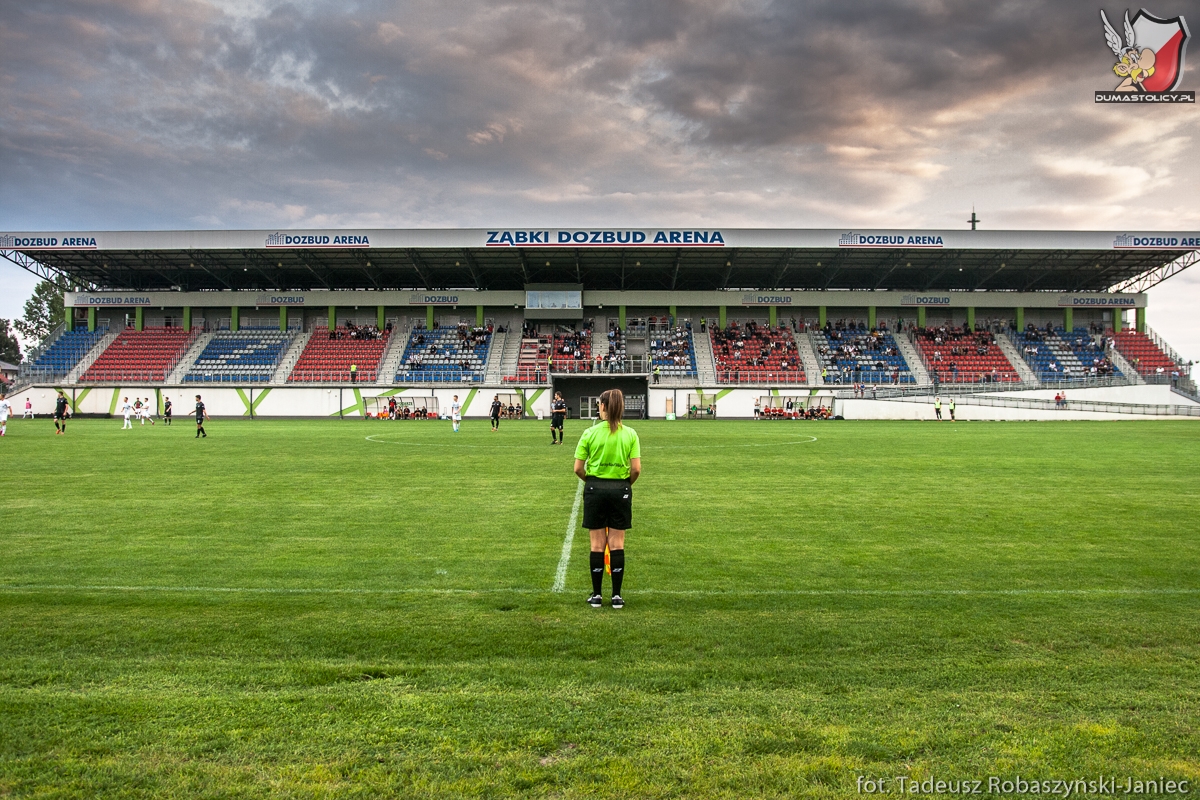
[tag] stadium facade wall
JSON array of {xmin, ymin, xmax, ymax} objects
[
  {"xmin": 10, "ymin": 385, "xmax": 555, "ymax": 420},
  {"xmin": 11, "ymin": 384, "xmax": 1192, "ymax": 421}
]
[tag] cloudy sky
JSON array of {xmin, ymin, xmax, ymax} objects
[{"xmin": 1, "ymin": 0, "xmax": 1197, "ymax": 363}]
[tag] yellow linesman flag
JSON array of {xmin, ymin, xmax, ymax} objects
[{"xmin": 604, "ymin": 544, "xmax": 611, "ymax": 575}]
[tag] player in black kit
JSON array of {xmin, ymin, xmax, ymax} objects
[
  {"xmin": 53, "ymin": 390, "xmax": 70, "ymax": 435},
  {"xmin": 490, "ymin": 394, "xmax": 502, "ymax": 432},
  {"xmin": 194, "ymin": 394, "xmax": 209, "ymax": 438},
  {"xmin": 550, "ymin": 391, "xmax": 567, "ymax": 444},
  {"xmin": 163, "ymin": 396, "xmax": 173, "ymax": 425}
]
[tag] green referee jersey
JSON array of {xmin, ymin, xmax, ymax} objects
[{"xmin": 574, "ymin": 422, "xmax": 641, "ymax": 480}]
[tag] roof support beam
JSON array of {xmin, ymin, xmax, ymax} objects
[
  {"xmin": 770, "ymin": 249, "xmax": 795, "ymax": 289},
  {"xmin": 405, "ymin": 249, "xmax": 432, "ymax": 289},
  {"xmin": 720, "ymin": 249, "xmax": 739, "ymax": 289},
  {"xmin": 348, "ymin": 250, "xmax": 382, "ymax": 290},
  {"xmin": 460, "ymin": 249, "xmax": 484, "ymax": 290},
  {"xmin": 870, "ymin": 250, "xmax": 907, "ymax": 290},
  {"xmin": 972, "ymin": 251, "xmax": 1019, "ymax": 290},
  {"xmin": 1110, "ymin": 249, "xmax": 1200, "ymax": 293},
  {"xmin": 574, "ymin": 249, "xmax": 582, "ymax": 284},
  {"xmin": 185, "ymin": 250, "xmax": 236, "ymax": 291},
  {"xmin": 670, "ymin": 248, "xmax": 684, "ymax": 291},
  {"xmin": 1020, "ymin": 251, "xmax": 1071, "ymax": 291},
  {"xmin": 0, "ymin": 251, "xmax": 90, "ymax": 289},
  {"xmin": 294, "ymin": 251, "xmax": 333, "ymax": 291}
]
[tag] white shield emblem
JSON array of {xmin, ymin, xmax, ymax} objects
[{"xmin": 1131, "ymin": 10, "xmax": 1190, "ymax": 92}]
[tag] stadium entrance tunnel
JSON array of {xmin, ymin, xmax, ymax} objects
[{"xmin": 552, "ymin": 376, "xmax": 649, "ymax": 421}]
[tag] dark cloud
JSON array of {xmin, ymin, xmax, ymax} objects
[{"xmin": 0, "ymin": 0, "xmax": 1197, "ymax": 233}]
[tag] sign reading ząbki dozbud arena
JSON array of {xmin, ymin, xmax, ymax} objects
[{"xmin": 3, "ymin": 229, "xmax": 1200, "ymax": 251}]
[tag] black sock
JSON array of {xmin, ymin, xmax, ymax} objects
[
  {"xmin": 590, "ymin": 551, "xmax": 605, "ymax": 595},
  {"xmin": 610, "ymin": 549, "xmax": 625, "ymax": 596},
  {"xmin": 55, "ymin": 421, "xmax": 60, "ymax": 431}
]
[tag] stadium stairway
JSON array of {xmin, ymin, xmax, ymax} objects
[
  {"xmin": 498, "ymin": 329, "xmax": 524, "ymax": 380},
  {"xmin": 65, "ymin": 329, "xmax": 121, "ymax": 383},
  {"xmin": 691, "ymin": 326, "xmax": 718, "ymax": 383},
  {"xmin": 1007, "ymin": 329, "xmax": 1085, "ymax": 382},
  {"xmin": 1106, "ymin": 346, "xmax": 1143, "ymax": 384},
  {"xmin": 166, "ymin": 332, "xmax": 216, "ymax": 384},
  {"xmin": 994, "ymin": 333, "xmax": 1039, "ymax": 384},
  {"xmin": 271, "ymin": 330, "xmax": 312, "ymax": 384},
  {"xmin": 483, "ymin": 327, "xmax": 509, "ymax": 384},
  {"xmin": 591, "ymin": 326, "xmax": 609, "ymax": 367},
  {"xmin": 891, "ymin": 332, "xmax": 931, "ymax": 385},
  {"xmin": 375, "ymin": 323, "xmax": 411, "ymax": 385},
  {"xmin": 792, "ymin": 331, "xmax": 821, "ymax": 385}
]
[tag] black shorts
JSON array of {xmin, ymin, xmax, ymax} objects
[
  {"xmin": 551, "ymin": 414, "xmax": 565, "ymax": 429},
  {"xmin": 582, "ymin": 476, "xmax": 632, "ymax": 530}
]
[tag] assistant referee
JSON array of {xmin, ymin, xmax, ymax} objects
[{"xmin": 573, "ymin": 388, "xmax": 641, "ymax": 609}]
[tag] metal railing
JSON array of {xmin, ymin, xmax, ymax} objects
[
  {"xmin": 286, "ymin": 370, "xmax": 379, "ymax": 383},
  {"xmin": 78, "ymin": 370, "xmax": 171, "ymax": 383},
  {"xmin": 391, "ymin": 373, "xmax": 487, "ymax": 385},
  {"xmin": 714, "ymin": 371, "xmax": 809, "ymax": 385},
  {"xmin": 877, "ymin": 392, "xmax": 1200, "ymax": 417},
  {"xmin": 834, "ymin": 374, "xmax": 1144, "ymax": 401}
]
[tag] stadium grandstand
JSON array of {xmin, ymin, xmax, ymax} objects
[{"xmin": 2, "ymin": 226, "xmax": 1196, "ymax": 419}]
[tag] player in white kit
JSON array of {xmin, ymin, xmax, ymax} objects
[
  {"xmin": 121, "ymin": 397, "xmax": 134, "ymax": 429},
  {"xmin": 450, "ymin": 394, "xmax": 462, "ymax": 433},
  {"xmin": 0, "ymin": 393, "xmax": 11, "ymax": 437}
]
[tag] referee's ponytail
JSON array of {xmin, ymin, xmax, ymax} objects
[{"xmin": 599, "ymin": 388, "xmax": 624, "ymax": 433}]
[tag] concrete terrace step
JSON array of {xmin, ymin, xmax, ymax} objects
[
  {"xmin": 691, "ymin": 325, "xmax": 717, "ymax": 384},
  {"xmin": 795, "ymin": 331, "xmax": 822, "ymax": 386},
  {"xmin": 483, "ymin": 328, "xmax": 508, "ymax": 384},
  {"xmin": 376, "ymin": 323, "xmax": 411, "ymax": 385},
  {"xmin": 1105, "ymin": 346, "xmax": 1143, "ymax": 384},
  {"xmin": 996, "ymin": 332, "xmax": 1039, "ymax": 385},
  {"xmin": 272, "ymin": 330, "xmax": 312, "ymax": 384},
  {"xmin": 892, "ymin": 332, "xmax": 931, "ymax": 385},
  {"xmin": 166, "ymin": 331, "xmax": 217, "ymax": 384},
  {"xmin": 66, "ymin": 329, "xmax": 121, "ymax": 384}
]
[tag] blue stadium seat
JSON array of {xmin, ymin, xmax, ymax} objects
[
  {"xmin": 815, "ymin": 327, "xmax": 915, "ymax": 384},
  {"xmin": 184, "ymin": 330, "xmax": 292, "ymax": 383},
  {"xmin": 397, "ymin": 325, "xmax": 492, "ymax": 383},
  {"xmin": 26, "ymin": 329, "xmax": 108, "ymax": 377}
]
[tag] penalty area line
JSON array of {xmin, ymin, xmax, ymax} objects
[{"xmin": 552, "ymin": 480, "xmax": 585, "ymax": 593}]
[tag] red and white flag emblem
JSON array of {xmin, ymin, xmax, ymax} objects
[{"xmin": 1131, "ymin": 10, "xmax": 1190, "ymax": 92}]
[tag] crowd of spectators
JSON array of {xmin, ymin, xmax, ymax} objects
[
  {"xmin": 650, "ymin": 326, "xmax": 695, "ymax": 378},
  {"xmin": 817, "ymin": 320, "xmax": 907, "ymax": 385},
  {"xmin": 329, "ymin": 321, "xmax": 389, "ymax": 341},
  {"xmin": 711, "ymin": 321, "xmax": 801, "ymax": 377},
  {"xmin": 914, "ymin": 325, "xmax": 1016, "ymax": 383}
]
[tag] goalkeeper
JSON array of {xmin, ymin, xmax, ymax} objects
[{"xmin": 573, "ymin": 388, "xmax": 641, "ymax": 609}]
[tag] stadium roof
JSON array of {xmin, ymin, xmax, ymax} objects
[{"xmin": 3, "ymin": 228, "xmax": 1197, "ymax": 294}]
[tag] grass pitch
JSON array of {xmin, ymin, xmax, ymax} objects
[{"xmin": 1, "ymin": 416, "xmax": 1199, "ymax": 798}]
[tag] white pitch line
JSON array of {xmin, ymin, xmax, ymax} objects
[{"xmin": 552, "ymin": 480, "xmax": 585, "ymax": 593}]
